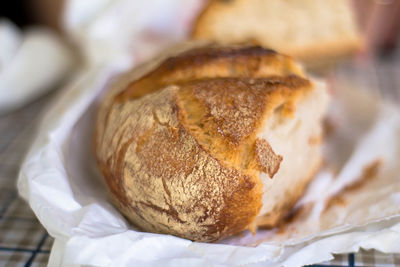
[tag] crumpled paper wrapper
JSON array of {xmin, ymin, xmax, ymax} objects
[{"xmin": 17, "ymin": 0, "xmax": 400, "ymax": 266}]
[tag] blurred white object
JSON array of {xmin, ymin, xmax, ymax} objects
[
  {"xmin": 64, "ymin": 0, "xmax": 204, "ymax": 65},
  {"xmin": 0, "ymin": 21, "xmax": 75, "ymax": 114},
  {"xmin": 0, "ymin": 20, "xmax": 22, "ymax": 72}
]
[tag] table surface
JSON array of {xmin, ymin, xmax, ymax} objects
[{"xmin": 1, "ymin": 54, "xmax": 400, "ymax": 266}]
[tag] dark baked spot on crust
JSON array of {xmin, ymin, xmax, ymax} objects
[
  {"xmin": 137, "ymin": 201, "xmax": 186, "ymax": 224},
  {"xmin": 100, "ymin": 133, "xmax": 136, "ymax": 208},
  {"xmin": 179, "ymin": 45, "xmax": 277, "ymax": 59},
  {"xmin": 98, "ymin": 159, "xmax": 130, "ymax": 208},
  {"xmin": 254, "ymin": 138, "xmax": 282, "ymax": 178}
]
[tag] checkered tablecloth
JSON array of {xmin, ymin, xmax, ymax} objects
[
  {"xmin": 1, "ymin": 59, "xmax": 400, "ymax": 266},
  {"xmin": 0, "ymin": 91, "xmax": 56, "ymax": 267}
]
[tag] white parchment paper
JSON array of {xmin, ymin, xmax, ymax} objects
[{"xmin": 17, "ymin": 1, "xmax": 400, "ymax": 266}]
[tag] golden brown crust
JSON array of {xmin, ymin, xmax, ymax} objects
[
  {"xmin": 114, "ymin": 45, "xmax": 304, "ymax": 102},
  {"xmin": 97, "ymin": 87, "xmax": 263, "ymax": 242},
  {"xmin": 95, "ymin": 45, "xmax": 315, "ymax": 242},
  {"xmin": 180, "ymin": 76, "xmax": 310, "ymax": 145}
]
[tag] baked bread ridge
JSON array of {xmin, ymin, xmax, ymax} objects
[
  {"xmin": 192, "ymin": 0, "xmax": 363, "ymax": 66},
  {"xmin": 95, "ymin": 44, "xmax": 328, "ymax": 242}
]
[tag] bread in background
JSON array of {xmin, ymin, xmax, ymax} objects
[{"xmin": 192, "ymin": 0, "xmax": 363, "ymax": 69}]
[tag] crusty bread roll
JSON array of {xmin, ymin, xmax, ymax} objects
[
  {"xmin": 95, "ymin": 44, "xmax": 329, "ymax": 242},
  {"xmin": 192, "ymin": 0, "xmax": 363, "ymax": 68}
]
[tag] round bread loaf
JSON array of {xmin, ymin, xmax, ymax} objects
[{"xmin": 95, "ymin": 45, "xmax": 329, "ymax": 242}]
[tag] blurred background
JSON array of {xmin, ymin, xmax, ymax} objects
[
  {"xmin": 1, "ymin": 0, "xmax": 399, "ymax": 54},
  {"xmin": 353, "ymin": 0, "xmax": 400, "ymax": 55},
  {"xmin": 1, "ymin": 0, "xmax": 400, "ymax": 113},
  {"xmin": 1, "ymin": 0, "xmax": 400, "ymax": 115}
]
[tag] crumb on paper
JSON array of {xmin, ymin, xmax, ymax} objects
[
  {"xmin": 308, "ymin": 135, "xmax": 322, "ymax": 145},
  {"xmin": 324, "ymin": 158, "xmax": 383, "ymax": 212},
  {"xmin": 276, "ymin": 203, "xmax": 314, "ymax": 235},
  {"xmin": 323, "ymin": 117, "xmax": 336, "ymax": 139},
  {"xmin": 248, "ymin": 220, "xmax": 257, "ymax": 235}
]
